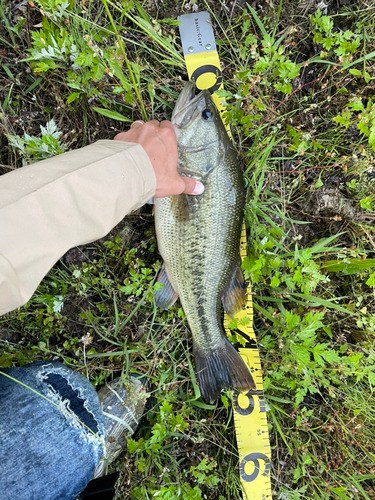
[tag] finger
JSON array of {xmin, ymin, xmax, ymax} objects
[
  {"xmin": 181, "ymin": 177, "xmax": 205, "ymax": 195},
  {"xmin": 159, "ymin": 120, "xmax": 174, "ymax": 130},
  {"xmin": 130, "ymin": 120, "xmax": 145, "ymax": 130},
  {"xmin": 145, "ymin": 120, "xmax": 161, "ymax": 128},
  {"xmin": 159, "ymin": 121, "xmax": 177, "ymax": 142}
]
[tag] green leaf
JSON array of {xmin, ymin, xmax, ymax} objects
[
  {"xmin": 24, "ymin": 77, "xmax": 43, "ymax": 94},
  {"xmin": 91, "ymin": 61, "xmax": 105, "ymax": 81},
  {"xmin": 308, "ymin": 234, "xmax": 342, "ymax": 254},
  {"xmin": 349, "ymin": 68, "xmax": 362, "ymax": 76},
  {"xmin": 67, "ymin": 92, "xmax": 80, "ymax": 104},
  {"xmin": 132, "ymin": 16, "xmax": 184, "ymax": 66},
  {"xmin": 364, "ymin": 71, "xmax": 371, "ymax": 83},
  {"xmin": 290, "ymin": 344, "xmax": 310, "ymax": 365},
  {"xmin": 366, "ymin": 271, "xmax": 375, "ymax": 288},
  {"xmin": 92, "ymin": 107, "xmax": 132, "ymax": 122},
  {"xmin": 127, "ymin": 438, "xmax": 140, "ymax": 453},
  {"xmin": 328, "ymin": 487, "xmax": 353, "ymax": 500},
  {"xmin": 34, "ymin": 60, "xmax": 58, "ymax": 72},
  {"xmin": 290, "ymin": 293, "xmax": 354, "ymax": 315},
  {"xmin": 344, "ymin": 50, "xmax": 375, "ymax": 70},
  {"xmin": 369, "ymin": 127, "xmax": 375, "ymax": 150},
  {"xmin": 322, "ymin": 258, "xmax": 375, "ymax": 274},
  {"xmin": 189, "ymin": 400, "xmax": 216, "ymax": 410},
  {"xmin": 358, "ymin": 121, "xmax": 369, "ymax": 135},
  {"xmin": 270, "ymin": 275, "xmax": 280, "ymax": 287},
  {"xmin": 360, "ymin": 196, "xmax": 372, "ymax": 211},
  {"xmin": 75, "ymin": 51, "xmax": 93, "ymax": 67},
  {"xmin": 314, "ymin": 177, "xmax": 323, "ymax": 189},
  {"xmin": 368, "ymin": 371, "xmax": 375, "ymax": 385},
  {"xmin": 347, "ymin": 99, "xmax": 364, "ymax": 112},
  {"xmin": 321, "ymin": 349, "xmax": 340, "ymax": 364},
  {"xmin": 312, "ymin": 345, "xmax": 325, "ymax": 366},
  {"xmin": 333, "ymin": 109, "xmax": 351, "ymax": 129},
  {"xmin": 247, "ymin": 5, "xmax": 267, "ymax": 37}
]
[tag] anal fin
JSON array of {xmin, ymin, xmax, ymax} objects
[{"xmin": 154, "ymin": 263, "xmax": 179, "ymax": 310}]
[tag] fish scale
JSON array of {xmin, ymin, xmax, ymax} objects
[
  {"xmin": 154, "ymin": 82, "xmax": 255, "ymax": 402},
  {"xmin": 157, "ymin": 152, "xmax": 239, "ymax": 337}
]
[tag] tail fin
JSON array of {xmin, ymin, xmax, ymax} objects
[{"xmin": 194, "ymin": 339, "xmax": 256, "ymax": 402}]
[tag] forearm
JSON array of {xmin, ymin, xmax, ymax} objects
[{"xmin": 0, "ymin": 140, "xmax": 156, "ymax": 315}]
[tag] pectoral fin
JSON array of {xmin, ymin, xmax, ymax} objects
[
  {"xmin": 221, "ymin": 259, "xmax": 247, "ymax": 317},
  {"xmin": 170, "ymin": 194, "xmax": 188, "ymax": 222},
  {"xmin": 154, "ymin": 263, "xmax": 179, "ymax": 310},
  {"xmin": 170, "ymin": 193, "xmax": 199, "ymax": 223}
]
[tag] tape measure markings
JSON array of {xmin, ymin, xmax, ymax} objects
[{"xmin": 178, "ymin": 12, "xmax": 272, "ymax": 500}]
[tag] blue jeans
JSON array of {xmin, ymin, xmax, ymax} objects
[{"xmin": 0, "ymin": 361, "xmax": 105, "ymax": 500}]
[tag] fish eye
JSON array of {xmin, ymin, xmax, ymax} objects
[{"xmin": 201, "ymin": 109, "xmax": 213, "ymax": 121}]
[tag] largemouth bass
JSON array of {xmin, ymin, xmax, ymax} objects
[{"xmin": 154, "ymin": 81, "xmax": 255, "ymax": 402}]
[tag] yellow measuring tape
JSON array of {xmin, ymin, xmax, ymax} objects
[{"xmin": 178, "ymin": 12, "xmax": 272, "ymax": 500}]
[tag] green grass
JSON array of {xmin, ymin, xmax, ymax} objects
[{"xmin": 1, "ymin": 0, "xmax": 375, "ymax": 498}]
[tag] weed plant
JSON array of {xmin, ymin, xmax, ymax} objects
[{"xmin": 1, "ymin": 0, "xmax": 375, "ymax": 499}]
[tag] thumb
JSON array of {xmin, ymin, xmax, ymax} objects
[{"xmin": 182, "ymin": 177, "xmax": 205, "ymax": 195}]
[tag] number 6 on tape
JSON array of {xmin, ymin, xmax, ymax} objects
[{"xmin": 178, "ymin": 11, "xmax": 272, "ymax": 500}]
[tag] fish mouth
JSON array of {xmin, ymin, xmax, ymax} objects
[{"xmin": 172, "ymin": 81, "xmax": 210, "ymax": 129}]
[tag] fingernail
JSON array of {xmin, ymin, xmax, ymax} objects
[{"xmin": 191, "ymin": 181, "xmax": 205, "ymax": 195}]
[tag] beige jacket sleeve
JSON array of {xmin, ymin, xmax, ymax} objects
[{"xmin": 0, "ymin": 139, "xmax": 156, "ymax": 315}]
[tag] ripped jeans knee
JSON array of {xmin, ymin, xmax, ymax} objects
[{"xmin": 0, "ymin": 361, "xmax": 105, "ymax": 500}]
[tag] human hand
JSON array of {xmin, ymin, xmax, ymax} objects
[{"xmin": 114, "ymin": 120, "xmax": 204, "ymax": 198}]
